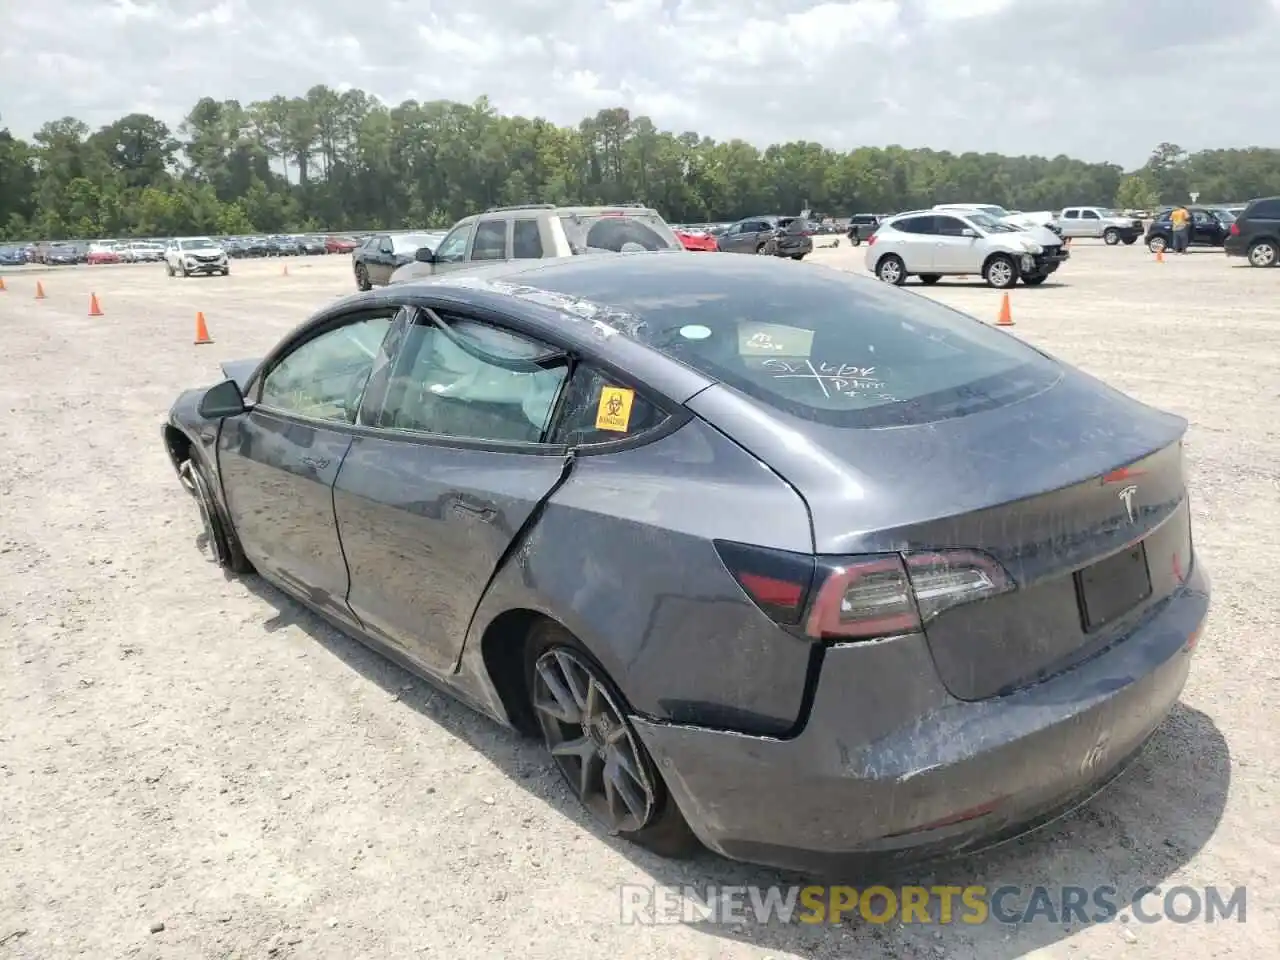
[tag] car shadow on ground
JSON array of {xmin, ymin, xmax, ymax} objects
[
  {"xmin": 237, "ymin": 572, "xmax": 1231, "ymax": 959},
  {"xmin": 924, "ymin": 280, "xmax": 1070, "ymax": 290}
]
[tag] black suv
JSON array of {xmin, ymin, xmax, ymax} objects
[
  {"xmin": 1144, "ymin": 206, "xmax": 1234, "ymax": 253},
  {"xmin": 1223, "ymin": 196, "xmax": 1280, "ymax": 268},
  {"xmin": 845, "ymin": 214, "xmax": 881, "ymax": 245}
]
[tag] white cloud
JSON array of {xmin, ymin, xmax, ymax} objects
[{"xmin": 0, "ymin": 0, "xmax": 1276, "ymax": 167}]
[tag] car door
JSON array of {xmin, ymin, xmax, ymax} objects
[
  {"xmin": 364, "ymin": 235, "xmax": 396, "ymax": 284},
  {"xmin": 713, "ymin": 221, "xmax": 744, "ymax": 253},
  {"xmin": 1079, "ymin": 208, "xmax": 1102, "ymax": 237},
  {"xmin": 930, "ymin": 215, "xmax": 979, "ymax": 272},
  {"xmin": 331, "ymin": 305, "xmax": 574, "ymax": 674},
  {"xmin": 890, "ymin": 215, "xmax": 938, "ymax": 272},
  {"xmin": 1191, "ymin": 210, "xmax": 1221, "ymax": 245},
  {"xmin": 1060, "ymin": 209, "xmax": 1081, "ymax": 238},
  {"xmin": 217, "ymin": 307, "xmax": 404, "ymax": 623}
]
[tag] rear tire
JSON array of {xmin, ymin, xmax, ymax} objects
[
  {"xmin": 983, "ymin": 254, "xmax": 1018, "ymax": 289},
  {"xmin": 1248, "ymin": 240, "xmax": 1277, "ymax": 268},
  {"xmin": 524, "ymin": 621, "xmax": 700, "ymax": 859},
  {"xmin": 875, "ymin": 254, "xmax": 907, "ymax": 285},
  {"xmin": 918, "ymin": 274, "xmax": 941, "ymax": 285}
]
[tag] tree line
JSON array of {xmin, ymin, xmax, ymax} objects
[{"xmin": 1, "ymin": 86, "xmax": 1278, "ymax": 242}]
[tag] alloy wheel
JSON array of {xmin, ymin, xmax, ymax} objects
[
  {"xmin": 1249, "ymin": 242, "xmax": 1276, "ymax": 268},
  {"xmin": 531, "ymin": 647, "xmax": 656, "ymax": 834},
  {"xmin": 180, "ymin": 460, "xmax": 222, "ymax": 564},
  {"xmin": 877, "ymin": 258, "xmax": 903, "ymax": 284},
  {"xmin": 986, "ymin": 257, "xmax": 1015, "ymax": 288}
]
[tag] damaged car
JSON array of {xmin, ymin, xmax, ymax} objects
[{"xmin": 162, "ymin": 252, "xmax": 1209, "ymax": 872}]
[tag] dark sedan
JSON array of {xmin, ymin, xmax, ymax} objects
[
  {"xmin": 1145, "ymin": 206, "xmax": 1234, "ymax": 253},
  {"xmin": 162, "ymin": 253, "xmax": 1208, "ymax": 872},
  {"xmin": 715, "ymin": 216, "xmax": 813, "ymax": 259},
  {"xmin": 353, "ymin": 232, "xmax": 445, "ymax": 290}
]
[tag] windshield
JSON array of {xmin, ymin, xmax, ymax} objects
[
  {"xmin": 392, "ymin": 233, "xmax": 439, "ymax": 254},
  {"xmin": 976, "ymin": 205, "xmax": 1011, "ymax": 218},
  {"xmin": 966, "ymin": 212, "xmax": 1019, "ymax": 233},
  {"xmin": 181, "ymin": 238, "xmax": 218, "ymax": 251},
  {"xmin": 525, "ymin": 261, "xmax": 1060, "ymax": 428},
  {"xmin": 560, "ymin": 213, "xmax": 682, "ymax": 254}
]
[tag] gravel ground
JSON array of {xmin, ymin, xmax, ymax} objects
[{"xmin": 1, "ymin": 244, "xmax": 1277, "ymax": 959}]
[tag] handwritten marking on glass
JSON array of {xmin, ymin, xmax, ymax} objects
[{"xmin": 760, "ymin": 359, "xmax": 893, "ymax": 399}]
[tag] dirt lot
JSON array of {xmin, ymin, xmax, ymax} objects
[{"xmin": 1, "ymin": 245, "xmax": 1277, "ymax": 959}]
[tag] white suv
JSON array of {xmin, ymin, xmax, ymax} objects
[
  {"xmin": 165, "ymin": 237, "xmax": 229, "ymax": 277},
  {"xmin": 865, "ymin": 210, "xmax": 1070, "ymax": 288}
]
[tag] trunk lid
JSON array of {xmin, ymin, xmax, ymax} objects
[{"xmin": 688, "ymin": 368, "xmax": 1191, "ymax": 700}]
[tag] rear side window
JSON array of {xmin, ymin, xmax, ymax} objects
[
  {"xmin": 1246, "ymin": 198, "xmax": 1280, "ymax": 219},
  {"xmin": 561, "ymin": 213, "xmax": 681, "ymax": 253},
  {"xmin": 529, "ymin": 264, "xmax": 1060, "ymax": 429},
  {"xmin": 892, "ymin": 216, "xmax": 935, "ymax": 235},
  {"xmin": 512, "ymin": 219, "xmax": 544, "ymax": 258},
  {"xmin": 549, "ymin": 365, "xmax": 668, "ymax": 445}
]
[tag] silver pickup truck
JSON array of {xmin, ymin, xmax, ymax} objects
[{"xmin": 1055, "ymin": 207, "xmax": 1144, "ymax": 245}]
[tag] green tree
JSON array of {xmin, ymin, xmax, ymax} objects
[{"xmin": 1114, "ymin": 174, "xmax": 1160, "ymax": 211}]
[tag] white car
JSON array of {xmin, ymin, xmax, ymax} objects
[
  {"xmin": 165, "ymin": 237, "xmax": 229, "ymax": 277},
  {"xmin": 865, "ymin": 209, "xmax": 1070, "ymax": 288},
  {"xmin": 933, "ymin": 203, "xmax": 1059, "ymax": 233},
  {"xmin": 121, "ymin": 241, "xmax": 165, "ymax": 263}
]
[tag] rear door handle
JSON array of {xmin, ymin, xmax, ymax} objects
[{"xmin": 301, "ymin": 456, "xmax": 330, "ymax": 469}]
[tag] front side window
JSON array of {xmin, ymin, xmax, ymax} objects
[
  {"xmin": 1081, "ymin": 210, "xmax": 1100, "ymax": 220},
  {"xmin": 259, "ymin": 314, "xmax": 395, "ymax": 423},
  {"xmin": 433, "ymin": 224, "xmax": 472, "ymax": 263},
  {"xmin": 377, "ymin": 316, "xmax": 568, "ymax": 443},
  {"xmin": 934, "ymin": 216, "xmax": 971, "ymax": 237},
  {"xmin": 471, "ymin": 220, "xmax": 508, "ymax": 261}
]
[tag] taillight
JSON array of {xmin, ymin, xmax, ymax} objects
[
  {"xmin": 716, "ymin": 543, "xmax": 1012, "ymax": 640},
  {"xmin": 1229, "ymin": 223, "xmax": 1240, "ymax": 236},
  {"xmin": 867, "ymin": 234, "xmax": 877, "ymax": 246}
]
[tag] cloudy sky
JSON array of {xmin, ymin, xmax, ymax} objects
[{"xmin": 2, "ymin": 0, "xmax": 1276, "ymax": 168}]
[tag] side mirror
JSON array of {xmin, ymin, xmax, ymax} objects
[
  {"xmin": 198, "ymin": 378, "xmax": 248, "ymax": 418},
  {"xmin": 961, "ymin": 228, "xmax": 979, "ymax": 238},
  {"xmin": 414, "ymin": 247, "xmax": 435, "ymax": 263}
]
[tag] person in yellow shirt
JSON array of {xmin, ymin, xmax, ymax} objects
[{"xmin": 1170, "ymin": 206, "xmax": 1191, "ymax": 253}]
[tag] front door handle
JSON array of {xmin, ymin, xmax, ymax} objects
[{"xmin": 301, "ymin": 456, "xmax": 330, "ymax": 469}]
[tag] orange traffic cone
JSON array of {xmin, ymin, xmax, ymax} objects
[
  {"xmin": 281, "ymin": 263, "xmax": 289, "ymax": 277},
  {"xmin": 996, "ymin": 292, "xmax": 1014, "ymax": 326},
  {"xmin": 0, "ymin": 276, "xmax": 6, "ymax": 291},
  {"xmin": 1155, "ymin": 248, "xmax": 1165, "ymax": 263},
  {"xmin": 194, "ymin": 311, "xmax": 213, "ymax": 345},
  {"xmin": 35, "ymin": 281, "xmax": 45, "ymax": 300},
  {"xmin": 88, "ymin": 293, "xmax": 103, "ymax": 317}
]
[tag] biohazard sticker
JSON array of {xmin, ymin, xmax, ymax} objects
[{"xmin": 595, "ymin": 386, "xmax": 635, "ymax": 432}]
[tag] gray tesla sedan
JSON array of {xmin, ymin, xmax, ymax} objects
[{"xmin": 162, "ymin": 252, "xmax": 1209, "ymax": 872}]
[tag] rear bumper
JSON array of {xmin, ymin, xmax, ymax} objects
[
  {"xmin": 633, "ymin": 562, "xmax": 1208, "ymax": 873},
  {"xmin": 1223, "ymin": 235, "xmax": 1248, "ymax": 257}
]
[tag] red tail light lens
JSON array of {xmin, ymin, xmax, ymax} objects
[
  {"xmin": 867, "ymin": 234, "xmax": 877, "ymax": 246},
  {"xmin": 717, "ymin": 542, "xmax": 1012, "ymax": 639},
  {"xmin": 1229, "ymin": 223, "xmax": 1240, "ymax": 235}
]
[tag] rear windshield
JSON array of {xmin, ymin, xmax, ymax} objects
[
  {"xmin": 531, "ymin": 263, "xmax": 1060, "ymax": 428},
  {"xmin": 561, "ymin": 213, "xmax": 681, "ymax": 253}
]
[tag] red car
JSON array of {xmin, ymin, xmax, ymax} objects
[
  {"xmin": 674, "ymin": 228, "xmax": 719, "ymax": 252},
  {"xmin": 87, "ymin": 247, "xmax": 122, "ymax": 265},
  {"xmin": 326, "ymin": 235, "xmax": 358, "ymax": 254}
]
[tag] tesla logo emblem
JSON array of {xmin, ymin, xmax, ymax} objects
[
  {"xmin": 1117, "ymin": 485, "xmax": 1138, "ymax": 524},
  {"xmin": 1080, "ymin": 731, "xmax": 1112, "ymax": 776}
]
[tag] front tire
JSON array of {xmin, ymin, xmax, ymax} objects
[
  {"xmin": 180, "ymin": 456, "xmax": 252, "ymax": 574},
  {"xmin": 355, "ymin": 264, "xmax": 372, "ymax": 291},
  {"xmin": 1248, "ymin": 240, "xmax": 1277, "ymax": 268},
  {"xmin": 983, "ymin": 254, "xmax": 1018, "ymax": 289},
  {"xmin": 525, "ymin": 622, "xmax": 698, "ymax": 858},
  {"xmin": 875, "ymin": 254, "xmax": 907, "ymax": 285},
  {"xmin": 1103, "ymin": 228, "xmax": 1120, "ymax": 245},
  {"xmin": 1022, "ymin": 273, "xmax": 1048, "ymax": 286},
  {"xmin": 1148, "ymin": 236, "xmax": 1168, "ymax": 253}
]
